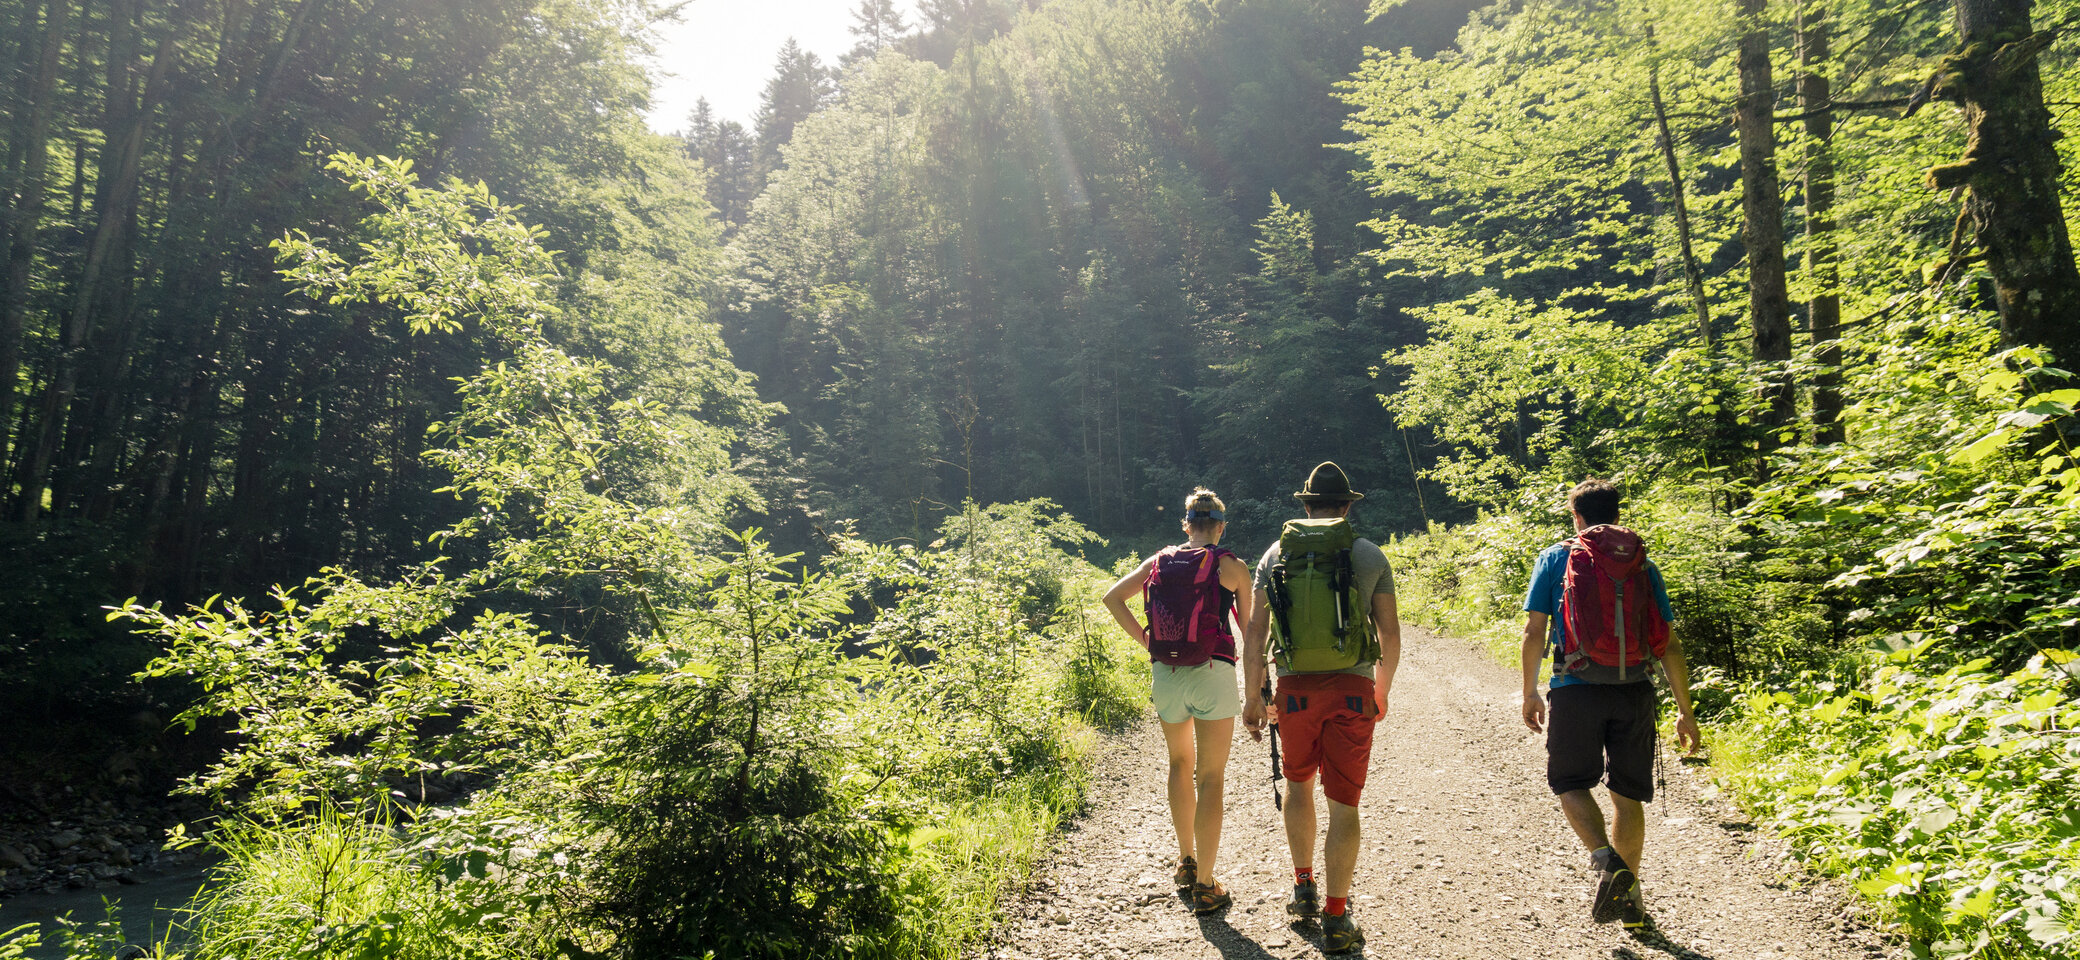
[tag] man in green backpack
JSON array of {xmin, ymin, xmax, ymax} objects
[{"xmin": 1242, "ymin": 462, "xmax": 1401, "ymax": 955}]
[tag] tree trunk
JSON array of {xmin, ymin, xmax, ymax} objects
[
  {"xmin": 18, "ymin": 0, "xmax": 179, "ymax": 521},
  {"xmin": 1932, "ymin": 0, "xmax": 2080, "ymax": 363},
  {"xmin": 1736, "ymin": 0, "xmax": 1795, "ymax": 467},
  {"xmin": 1, "ymin": 0, "xmax": 71, "ymax": 491},
  {"xmin": 1800, "ymin": 0, "xmax": 1844, "ymax": 444},
  {"xmin": 1648, "ymin": 53, "xmax": 1712, "ymax": 353},
  {"xmin": 0, "ymin": 0, "xmax": 49, "ymax": 241}
]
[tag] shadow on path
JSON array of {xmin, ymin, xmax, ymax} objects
[
  {"xmin": 1194, "ymin": 915, "xmax": 1283, "ymax": 960},
  {"xmin": 1197, "ymin": 913, "xmax": 1353, "ymax": 960},
  {"xmin": 1616, "ymin": 925, "xmax": 1723, "ymax": 960}
]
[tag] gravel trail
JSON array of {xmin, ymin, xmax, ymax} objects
[{"xmin": 975, "ymin": 625, "xmax": 1900, "ymax": 960}]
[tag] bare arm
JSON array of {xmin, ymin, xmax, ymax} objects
[
  {"xmin": 1371, "ymin": 592, "xmax": 1401, "ymax": 715},
  {"xmin": 1101, "ymin": 557, "xmax": 1158, "ymax": 649},
  {"xmin": 1521, "ymin": 612, "xmax": 1549, "ymax": 732},
  {"xmin": 1662, "ymin": 636, "xmax": 1703, "ymax": 754},
  {"xmin": 1219, "ymin": 553, "xmax": 1252, "ymax": 641},
  {"xmin": 1241, "ymin": 586, "xmax": 1272, "ymax": 741}
]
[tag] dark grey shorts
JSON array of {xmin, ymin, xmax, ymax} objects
[{"xmin": 1545, "ymin": 681, "xmax": 1657, "ymax": 802}]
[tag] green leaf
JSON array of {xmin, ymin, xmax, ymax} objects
[
  {"xmin": 2024, "ymin": 912, "xmax": 2072, "ymax": 946},
  {"xmin": 2021, "ymin": 691, "xmax": 2060, "ymax": 712},
  {"xmin": 1856, "ymin": 875, "xmax": 1902, "ymax": 897},
  {"xmin": 1977, "ymin": 368, "xmax": 2024, "ymax": 398},
  {"xmin": 1950, "ymin": 427, "xmax": 2017, "ymax": 465},
  {"xmin": 1911, "ymin": 805, "xmax": 1958, "ymax": 835},
  {"xmin": 903, "ymin": 827, "xmax": 952, "ymax": 852},
  {"xmin": 1949, "ymin": 887, "xmax": 1998, "ymax": 920}
]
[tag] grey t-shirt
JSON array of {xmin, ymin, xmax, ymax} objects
[{"xmin": 1253, "ymin": 537, "xmax": 1395, "ymax": 677}]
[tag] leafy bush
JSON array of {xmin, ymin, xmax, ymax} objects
[
  {"xmin": 1754, "ymin": 328, "xmax": 2080, "ymax": 672},
  {"xmin": 1054, "ymin": 601, "xmax": 1148, "ymax": 733},
  {"xmin": 570, "ymin": 534, "xmax": 900, "ymax": 960},
  {"xmin": 1716, "ymin": 642, "xmax": 2080, "ymax": 959}
]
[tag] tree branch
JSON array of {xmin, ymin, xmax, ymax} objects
[{"xmin": 1776, "ymin": 97, "xmax": 1913, "ymax": 123}]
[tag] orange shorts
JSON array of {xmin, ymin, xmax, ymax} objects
[{"xmin": 1275, "ymin": 672, "xmax": 1379, "ymax": 807}]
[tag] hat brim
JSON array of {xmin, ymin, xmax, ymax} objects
[{"xmin": 1293, "ymin": 491, "xmax": 1364, "ymax": 502}]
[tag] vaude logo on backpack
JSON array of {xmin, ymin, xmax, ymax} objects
[
  {"xmin": 1267, "ymin": 518, "xmax": 1377, "ymax": 672},
  {"xmin": 1143, "ymin": 544, "xmax": 1234, "ymax": 666},
  {"xmin": 1560, "ymin": 524, "xmax": 1671, "ymax": 683}
]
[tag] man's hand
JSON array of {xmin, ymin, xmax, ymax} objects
[
  {"xmin": 1243, "ymin": 694, "xmax": 1267, "ymax": 741},
  {"xmin": 1521, "ymin": 690, "xmax": 1546, "ymax": 733},
  {"xmin": 1675, "ymin": 710, "xmax": 1702, "ymax": 755}
]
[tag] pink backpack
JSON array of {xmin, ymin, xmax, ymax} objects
[
  {"xmin": 1560, "ymin": 525, "xmax": 1670, "ymax": 682},
  {"xmin": 1142, "ymin": 545, "xmax": 1235, "ymax": 666}
]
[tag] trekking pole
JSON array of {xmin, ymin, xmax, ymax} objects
[
  {"xmin": 1654, "ymin": 660, "xmax": 1670, "ymax": 795},
  {"xmin": 1265, "ymin": 684, "xmax": 1283, "ymax": 811}
]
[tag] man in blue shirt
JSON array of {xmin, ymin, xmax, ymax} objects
[{"xmin": 1520, "ymin": 479, "xmax": 1701, "ymax": 929}]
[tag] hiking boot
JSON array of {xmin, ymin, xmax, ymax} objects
[
  {"xmin": 1287, "ymin": 878, "xmax": 1320, "ymax": 918},
  {"xmin": 1321, "ymin": 910, "xmax": 1365, "ymax": 954},
  {"xmin": 1621, "ymin": 881, "xmax": 1650, "ymax": 930},
  {"xmin": 1191, "ymin": 881, "xmax": 1233, "ymax": 916},
  {"xmin": 1591, "ymin": 847, "xmax": 1635, "ymax": 924},
  {"xmin": 1172, "ymin": 856, "xmax": 1197, "ymax": 889}
]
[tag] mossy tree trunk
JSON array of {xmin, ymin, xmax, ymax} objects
[
  {"xmin": 1933, "ymin": 0, "xmax": 2080, "ymax": 364},
  {"xmin": 1738, "ymin": 0, "xmax": 1796, "ymax": 467},
  {"xmin": 1800, "ymin": 0, "xmax": 1845, "ymax": 444}
]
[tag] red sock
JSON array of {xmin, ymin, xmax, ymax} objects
[
  {"xmin": 1325, "ymin": 896, "xmax": 1348, "ymax": 916},
  {"xmin": 1295, "ymin": 867, "xmax": 1314, "ymax": 885}
]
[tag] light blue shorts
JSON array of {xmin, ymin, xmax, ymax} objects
[{"xmin": 1151, "ymin": 659, "xmax": 1241, "ymax": 723}]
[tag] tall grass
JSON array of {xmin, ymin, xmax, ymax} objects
[{"xmin": 177, "ymin": 807, "xmax": 550, "ymax": 960}]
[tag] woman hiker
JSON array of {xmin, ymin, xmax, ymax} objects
[{"xmin": 1102, "ymin": 488, "xmax": 1252, "ymax": 915}]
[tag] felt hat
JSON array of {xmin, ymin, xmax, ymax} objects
[{"xmin": 1293, "ymin": 461, "xmax": 1364, "ymax": 502}]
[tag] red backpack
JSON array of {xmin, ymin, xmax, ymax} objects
[
  {"xmin": 1560, "ymin": 525, "xmax": 1670, "ymax": 683},
  {"xmin": 1142, "ymin": 545, "xmax": 1235, "ymax": 666}
]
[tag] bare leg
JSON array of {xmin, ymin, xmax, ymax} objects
[
  {"xmin": 1160, "ymin": 718, "xmax": 1197, "ymax": 864},
  {"xmin": 1283, "ymin": 774, "xmax": 1318, "ymax": 874},
  {"xmin": 1193, "ymin": 716, "xmax": 1234, "ymax": 881},
  {"xmin": 1557, "ymin": 788, "xmax": 1612, "ymax": 854},
  {"xmin": 1322, "ymin": 798, "xmax": 1361, "ymax": 898},
  {"xmin": 1610, "ymin": 791, "xmax": 1645, "ymax": 873}
]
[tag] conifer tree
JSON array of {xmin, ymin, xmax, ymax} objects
[
  {"xmin": 846, "ymin": 0, "xmax": 910, "ymax": 63},
  {"xmin": 754, "ymin": 40, "xmax": 836, "ymax": 173}
]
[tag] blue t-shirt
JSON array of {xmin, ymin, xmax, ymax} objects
[{"xmin": 1522, "ymin": 542, "xmax": 1674, "ymax": 689}]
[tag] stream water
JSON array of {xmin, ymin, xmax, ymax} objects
[{"xmin": 0, "ymin": 857, "xmax": 212, "ymax": 959}]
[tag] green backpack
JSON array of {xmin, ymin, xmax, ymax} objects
[{"xmin": 1267, "ymin": 517, "xmax": 1378, "ymax": 672}]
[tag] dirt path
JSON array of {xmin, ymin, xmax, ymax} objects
[{"xmin": 976, "ymin": 626, "xmax": 1901, "ymax": 960}]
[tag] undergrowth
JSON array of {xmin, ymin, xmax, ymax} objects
[{"xmin": 1715, "ymin": 642, "xmax": 2080, "ymax": 959}]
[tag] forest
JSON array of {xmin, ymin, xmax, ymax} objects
[{"xmin": 0, "ymin": 0, "xmax": 2076, "ymax": 956}]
